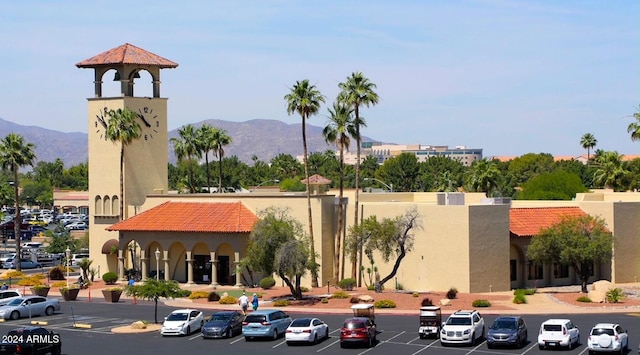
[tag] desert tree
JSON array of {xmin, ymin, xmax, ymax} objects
[
  {"xmin": 526, "ymin": 215, "xmax": 613, "ymax": 293},
  {"xmin": 124, "ymin": 279, "xmax": 183, "ymax": 324}
]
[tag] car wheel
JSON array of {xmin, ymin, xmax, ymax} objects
[
  {"xmin": 45, "ymin": 306, "xmax": 54, "ymax": 316},
  {"xmin": 325, "ymin": 327, "xmax": 329, "ymax": 339},
  {"xmin": 185, "ymin": 326, "xmax": 190, "ymax": 336},
  {"xmin": 588, "ymin": 350, "xmax": 595, "ymax": 355},
  {"xmin": 539, "ymin": 344, "xmax": 545, "ymax": 350},
  {"xmin": 244, "ymin": 336, "xmax": 251, "ymax": 342},
  {"xmin": 313, "ymin": 333, "xmax": 318, "ymax": 344},
  {"xmin": 272, "ymin": 329, "xmax": 278, "ymax": 340},
  {"xmin": 10, "ymin": 311, "xmax": 19, "ymax": 320},
  {"xmin": 226, "ymin": 328, "xmax": 232, "ymax": 338},
  {"xmin": 340, "ymin": 342, "xmax": 346, "ymax": 348},
  {"xmin": 487, "ymin": 343, "xmax": 493, "ymax": 349},
  {"xmin": 419, "ymin": 334, "xmax": 425, "ymax": 339},
  {"xmin": 368, "ymin": 336, "xmax": 373, "ymax": 348}
]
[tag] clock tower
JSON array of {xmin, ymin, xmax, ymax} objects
[{"xmin": 76, "ymin": 43, "xmax": 178, "ymax": 273}]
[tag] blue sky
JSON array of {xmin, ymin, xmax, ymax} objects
[{"xmin": 1, "ymin": 1, "xmax": 638, "ymax": 158}]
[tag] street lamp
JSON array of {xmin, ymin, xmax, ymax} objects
[
  {"xmin": 65, "ymin": 247, "xmax": 71, "ymax": 288},
  {"xmin": 363, "ymin": 178, "xmax": 393, "ymax": 192},
  {"xmin": 250, "ymin": 179, "xmax": 280, "ymax": 192},
  {"xmin": 154, "ymin": 248, "xmax": 160, "ymax": 281}
]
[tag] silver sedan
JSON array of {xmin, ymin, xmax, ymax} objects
[{"xmin": 0, "ymin": 296, "xmax": 61, "ymax": 320}]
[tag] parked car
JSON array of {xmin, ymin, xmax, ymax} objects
[
  {"xmin": 160, "ymin": 309, "xmax": 204, "ymax": 336},
  {"xmin": 201, "ymin": 311, "xmax": 244, "ymax": 339},
  {"xmin": 64, "ymin": 222, "xmax": 87, "ymax": 230},
  {"xmin": 242, "ymin": 310, "xmax": 292, "ymax": 341},
  {"xmin": 486, "ymin": 315, "xmax": 528, "ymax": 349},
  {"xmin": 440, "ymin": 310, "xmax": 485, "ymax": 346},
  {"xmin": 0, "ymin": 296, "xmax": 60, "ymax": 320},
  {"xmin": 587, "ymin": 323, "xmax": 629, "ymax": 354},
  {"xmin": 0, "ymin": 326, "xmax": 61, "ymax": 355},
  {"xmin": 0, "ymin": 253, "xmax": 16, "ymax": 265},
  {"xmin": 0, "ymin": 290, "xmax": 22, "ymax": 306},
  {"xmin": 285, "ymin": 317, "xmax": 329, "ymax": 345},
  {"xmin": 538, "ymin": 318, "xmax": 580, "ymax": 350},
  {"xmin": 340, "ymin": 317, "xmax": 377, "ymax": 348},
  {"xmin": 3, "ymin": 258, "xmax": 42, "ymax": 269},
  {"xmin": 69, "ymin": 254, "xmax": 90, "ymax": 267},
  {"xmin": 22, "ymin": 242, "xmax": 43, "ymax": 249}
]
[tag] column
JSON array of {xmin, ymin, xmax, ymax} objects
[
  {"xmin": 186, "ymin": 251, "xmax": 194, "ymax": 284},
  {"xmin": 163, "ymin": 250, "xmax": 169, "ymax": 281},
  {"xmin": 234, "ymin": 251, "xmax": 242, "ymax": 288},
  {"xmin": 140, "ymin": 249, "xmax": 149, "ymax": 280},
  {"xmin": 117, "ymin": 250, "xmax": 125, "ymax": 281},
  {"xmin": 210, "ymin": 251, "xmax": 218, "ymax": 288}
]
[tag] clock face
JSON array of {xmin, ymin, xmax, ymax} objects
[
  {"xmin": 94, "ymin": 107, "xmax": 109, "ymax": 141},
  {"xmin": 137, "ymin": 106, "xmax": 160, "ymax": 140}
]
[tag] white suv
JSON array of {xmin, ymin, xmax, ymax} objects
[
  {"xmin": 538, "ymin": 318, "xmax": 580, "ymax": 350},
  {"xmin": 587, "ymin": 323, "xmax": 629, "ymax": 354},
  {"xmin": 440, "ymin": 310, "xmax": 485, "ymax": 346}
]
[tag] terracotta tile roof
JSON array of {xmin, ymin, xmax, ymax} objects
[
  {"xmin": 301, "ymin": 174, "xmax": 332, "ymax": 185},
  {"xmin": 510, "ymin": 206, "xmax": 588, "ymax": 237},
  {"xmin": 76, "ymin": 43, "xmax": 178, "ymax": 68},
  {"xmin": 107, "ymin": 202, "xmax": 257, "ymax": 233}
]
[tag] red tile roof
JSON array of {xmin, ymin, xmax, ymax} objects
[
  {"xmin": 76, "ymin": 43, "xmax": 178, "ymax": 68},
  {"xmin": 107, "ymin": 202, "xmax": 257, "ymax": 233},
  {"xmin": 301, "ymin": 174, "xmax": 332, "ymax": 185},
  {"xmin": 510, "ymin": 207, "xmax": 588, "ymax": 237}
]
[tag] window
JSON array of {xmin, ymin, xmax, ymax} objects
[
  {"xmin": 527, "ymin": 262, "xmax": 543, "ymax": 280},
  {"xmin": 510, "ymin": 260, "xmax": 517, "ymax": 281},
  {"xmin": 553, "ymin": 263, "xmax": 569, "ymax": 278}
]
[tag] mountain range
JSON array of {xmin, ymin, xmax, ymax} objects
[{"xmin": 0, "ymin": 117, "xmax": 377, "ymax": 167}]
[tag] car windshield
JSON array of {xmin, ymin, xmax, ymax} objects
[
  {"xmin": 344, "ymin": 321, "xmax": 365, "ymax": 329},
  {"xmin": 210, "ymin": 315, "xmax": 230, "ymax": 321},
  {"xmin": 591, "ymin": 328, "xmax": 614, "ymax": 336},
  {"xmin": 6, "ymin": 299, "xmax": 23, "ymax": 306},
  {"xmin": 291, "ymin": 319, "xmax": 311, "ymax": 327},
  {"xmin": 492, "ymin": 320, "xmax": 517, "ymax": 329},
  {"xmin": 167, "ymin": 313, "xmax": 188, "ymax": 321},
  {"xmin": 447, "ymin": 317, "xmax": 471, "ymax": 326}
]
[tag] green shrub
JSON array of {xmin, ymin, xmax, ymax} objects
[
  {"xmin": 367, "ymin": 284, "xmax": 384, "ymax": 291},
  {"xmin": 49, "ymin": 266, "xmax": 65, "ymax": 281},
  {"xmin": 273, "ymin": 299, "xmax": 289, "ymax": 307},
  {"xmin": 332, "ymin": 291, "xmax": 350, "ymax": 299},
  {"xmin": 446, "ymin": 287, "xmax": 458, "ymax": 299},
  {"xmin": 0, "ymin": 270, "xmax": 25, "ymax": 280},
  {"xmin": 208, "ymin": 292, "xmax": 221, "ymax": 302},
  {"xmin": 338, "ymin": 278, "xmax": 356, "ymax": 290},
  {"xmin": 219, "ymin": 295, "xmax": 237, "ymax": 304},
  {"xmin": 102, "ymin": 272, "xmax": 118, "ymax": 284},
  {"xmin": 188, "ymin": 291, "xmax": 209, "ymax": 299},
  {"xmin": 412, "ymin": 292, "xmax": 419, "ymax": 298},
  {"xmin": 513, "ymin": 293, "xmax": 527, "ymax": 304},
  {"xmin": 176, "ymin": 289, "xmax": 192, "ymax": 298},
  {"xmin": 472, "ymin": 299, "xmax": 491, "ymax": 307},
  {"xmin": 374, "ymin": 300, "xmax": 396, "ymax": 308},
  {"xmin": 514, "ymin": 288, "xmax": 535, "ymax": 296},
  {"xmin": 421, "ymin": 298, "xmax": 434, "ymax": 306},
  {"xmin": 259, "ymin": 277, "xmax": 276, "ymax": 290},
  {"xmin": 300, "ymin": 286, "xmax": 309, "ymax": 293},
  {"xmin": 576, "ymin": 296, "xmax": 592, "ymax": 303},
  {"xmin": 320, "ymin": 297, "xmax": 329, "ymax": 304},
  {"xmin": 605, "ymin": 288, "xmax": 624, "ymax": 303},
  {"xmin": 350, "ymin": 296, "xmax": 360, "ymax": 304},
  {"xmin": 396, "ymin": 282, "xmax": 404, "ymax": 291}
]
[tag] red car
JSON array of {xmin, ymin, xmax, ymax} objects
[{"xmin": 340, "ymin": 317, "xmax": 377, "ymax": 348}]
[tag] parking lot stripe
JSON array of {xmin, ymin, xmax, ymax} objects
[
  {"xmin": 188, "ymin": 333, "xmax": 202, "ymax": 341},
  {"xmin": 272, "ymin": 339, "xmax": 287, "ymax": 348},
  {"xmin": 316, "ymin": 339, "xmax": 340, "ymax": 352}
]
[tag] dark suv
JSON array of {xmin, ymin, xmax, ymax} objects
[
  {"xmin": 340, "ymin": 317, "xmax": 376, "ymax": 348},
  {"xmin": 487, "ymin": 315, "xmax": 528, "ymax": 349}
]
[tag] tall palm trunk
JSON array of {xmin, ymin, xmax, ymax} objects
[
  {"xmin": 204, "ymin": 153, "xmax": 211, "ymax": 192},
  {"xmin": 218, "ymin": 154, "xmax": 223, "ymax": 193},
  {"xmin": 334, "ymin": 146, "xmax": 344, "ymax": 283},
  {"xmin": 353, "ymin": 105, "xmax": 361, "ymax": 281},
  {"xmin": 302, "ymin": 116, "xmax": 318, "ymax": 287},
  {"xmin": 13, "ymin": 167, "xmax": 21, "ymax": 272},
  {"xmin": 119, "ymin": 146, "xmax": 125, "ymax": 221}
]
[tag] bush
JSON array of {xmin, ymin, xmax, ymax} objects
[
  {"xmin": 208, "ymin": 292, "xmax": 221, "ymax": 302},
  {"xmin": 412, "ymin": 292, "xmax": 419, "ymax": 298},
  {"xmin": 320, "ymin": 297, "xmax": 329, "ymax": 304},
  {"xmin": 374, "ymin": 300, "xmax": 396, "ymax": 308},
  {"xmin": 1, "ymin": 270, "xmax": 25, "ymax": 280},
  {"xmin": 273, "ymin": 299, "xmax": 289, "ymax": 307},
  {"xmin": 219, "ymin": 295, "xmax": 237, "ymax": 305},
  {"xmin": 421, "ymin": 298, "xmax": 434, "ymax": 306},
  {"xmin": 605, "ymin": 288, "xmax": 624, "ymax": 303},
  {"xmin": 188, "ymin": 291, "xmax": 209, "ymax": 299},
  {"xmin": 18, "ymin": 276, "xmax": 44, "ymax": 286},
  {"xmin": 350, "ymin": 296, "xmax": 360, "ymax": 304},
  {"xmin": 513, "ymin": 293, "xmax": 527, "ymax": 304},
  {"xmin": 338, "ymin": 278, "xmax": 356, "ymax": 291},
  {"xmin": 576, "ymin": 296, "xmax": 592, "ymax": 303},
  {"xmin": 446, "ymin": 287, "xmax": 458, "ymax": 300},
  {"xmin": 259, "ymin": 277, "xmax": 276, "ymax": 290},
  {"xmin": 102, "ymin": 272, "xmax": 118, "ymax": 284},
  {"xmin": 514, "ymin": 288, "xmax": 535, "ymax": 296},
  {"xmin": 367, "ymin": 284, "xmax": 384, "ymax": 291},
  {"xmin": 472, "ymin": 299, "xmax": 491, "ymax": 307},
  {"xmin": 176, "ymin": 289, "xmax": 192, "ymax": 298},
  {"xmin": 332, "ymin": 291, "xmax": 350, "ymax": 299},
  {"xmin": 300, "ymin": 286, "xmax": 309, "ymax": 293},
  {"xmin": 51, "ymin": 281, "xmax": 67, "ymax": 288},
  {"xmin": 396, "ymin": 282, "xmax": 404, "ymax": 291}
]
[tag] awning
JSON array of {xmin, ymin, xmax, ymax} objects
[{"xmin": 101, "ymin": 239, "xmax": 119, "ymax": 254}]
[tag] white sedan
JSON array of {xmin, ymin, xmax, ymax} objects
[
  {"xmin": 285, "ymin": 317, "xmax": 329, "ymax": 345},
  {"xmin": 161, "ymin": 309, "xmax": 204, "ymax": 336}
]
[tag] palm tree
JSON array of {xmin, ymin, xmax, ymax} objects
[
  {"xmin": 323, "ymin": 102, "xmax": 355, "ymax": 281},
  {"xmin": 628, "ymin": 106, "xmax": 640, "ymax": 142},
  {"xmin": 580, "ymin": 133, "xmax": 597, "ymax": 166},
  {"xmin": 593, "ymin": 151, "xmax": 629, "ymax": 191},
  {"xmin": 285, "ymin": 79, "xmax": 325, "ymax": 287},
  {"xmin": 170, "ymin": 124, "xmax": 201, "ymax": 193},
  {"xmin": 196, "ymin": 124, "xmax": 215, "ymax": 193},
  {"xmin": 466, "ymin": 159, "xmax": 501, "ymax": 196},
  {"xmin": 338, "ymin": 72, "xmax": 379, "ymax": 245},
  {"xmin": 105, "ymin": 108, "xmax": 142, "ymax": 220},
  {"xmin": 0, "ymin": 133, "xmax": 36, "ymax": 271},
  {"xmin": 211, "ymin": 128, "xmax": 232, "ymax": 193}
]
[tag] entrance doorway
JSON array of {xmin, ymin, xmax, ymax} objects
[
  {"xmin": 193, "ymin": 255, "xmax": 211, "ymax": 284},
  {"xmin": 217, "ymin": 255, "xmax": 230, "ymax": 285}
]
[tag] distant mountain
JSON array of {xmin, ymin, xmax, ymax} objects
[{"xmin": 0, "ymin": 117, "xmax": 377, "ymax": 167}]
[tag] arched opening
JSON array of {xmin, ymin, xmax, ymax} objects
[
  {"xmin": 192, "ymin": 242, "xmax": 211, "ymax": 284},
  {"xmin": 94, "ymin": 196, "xmax": 102, "ymax": 215},
  {"xmin": 103, "ymin": 195, "xmax": 111, "ymax": 215},
  {"xmin": 215, "ymin": 243, "xmax": 234, "ymax": 285}
]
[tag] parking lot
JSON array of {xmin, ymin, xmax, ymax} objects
[{"xmin": 0, "ymin": 301, "xmax": 635, "ymax": 355}]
